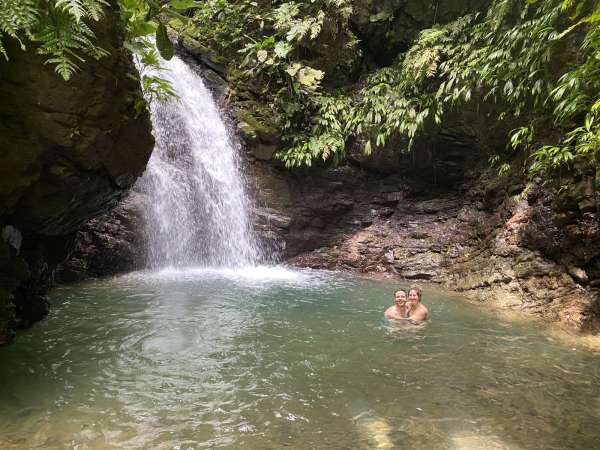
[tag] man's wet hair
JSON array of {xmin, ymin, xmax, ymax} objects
[
  {"xmin": 408, "ymin": 286, "xmax": 422, "ymax": 300},
  {"xmin": 394, "ymin": 289, "xmax": 408, "ymax": 296}
]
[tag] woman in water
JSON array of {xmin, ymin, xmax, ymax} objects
[{"xmin": 385, "ymin": 286, "xmax": 429, "ymax": 323}]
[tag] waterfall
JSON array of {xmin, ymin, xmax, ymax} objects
[{"xmin": 137, "ymin": 55, "xmax": 262, "ymax": 268}]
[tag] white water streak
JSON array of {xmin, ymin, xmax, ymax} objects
[{"xmin": 137, "ymin": 56, "xmax": 262, "ymax": 268}]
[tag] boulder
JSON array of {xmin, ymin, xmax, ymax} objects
[{"xmin": 0, "ymin": 10, "xmax": 154, "ymax": 344}]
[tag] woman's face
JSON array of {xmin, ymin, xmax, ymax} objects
[
  {"xmin": 408, "ymin": 290, "xmax": 420, "ymax": 305},
  {"xmin": 394, "ymin": 291, "xmax": 407, "ymax": 306}
]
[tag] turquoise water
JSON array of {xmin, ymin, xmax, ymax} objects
[{"xmin": 0, "ymin": 267, "xmax": 599, "ymax": 449}]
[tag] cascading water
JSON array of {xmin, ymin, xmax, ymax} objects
[{"xmin": 137, "ymin": 55, "xmax": 262, "ymax": 268}]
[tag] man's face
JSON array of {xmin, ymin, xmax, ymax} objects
[
  {"xmin": 408, "ymin": 290, "xmax": 420, "ymax": 306},
  {"xmin": 395, "ymin": 291, "xmax": 407, "ymax": 306}
]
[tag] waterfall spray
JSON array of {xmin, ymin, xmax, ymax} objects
[{"xmin": 137, "ymin": 55, "xmax": 262, "ymax": 268}]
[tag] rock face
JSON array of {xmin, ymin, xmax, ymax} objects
[
  {"xmin": 0, "ymin": 10, "xmax": 154, "ymax": 344},
  {"xmin": 352, "ymin": 0, "xmax": 491, "ymax": 66},
  {"xmin": 446, "ymin": 176, "xmax": 600, "ymax": 332},
  {"xmin": 271, "ymin": 165, "xmax": 600, "ymax": 333},
  {"xmin": 56, "ymin": 193, "xmax": 147, "ymax": 282}
]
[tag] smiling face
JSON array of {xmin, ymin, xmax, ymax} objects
[
  {"xmin": 408, "ymin": 289, "xmax": 421, "ymax": 307},
  {"xmin": 394, "ymin": 290, "xmax": 407, "ymax": 307}
]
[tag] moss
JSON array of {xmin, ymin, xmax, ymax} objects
[
  {"xmin": 253, "ymin": 144, "xmax": 279, "ymax": 161},
  {"xmin": 174, "ymin": 27, "xmax": 229, "ymax": 75},
  {"xmin": 233, "ymin": 104, "xmax": 279, "ymax": 143}
]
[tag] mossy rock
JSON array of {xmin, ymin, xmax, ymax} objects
[
  {"xmin": 252, "ymin": 144, "xmax": 279, "ymax": 161},
  {"xmin": 234, "ymin": 106, "xmax": 279, "ymax": 144},
  {"xmin": 177, "ymin": 33, "xmax": 228, "ymax": 77}
]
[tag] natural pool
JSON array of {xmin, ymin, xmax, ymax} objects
[{"xmin": 0, "ymin": 268, "xmax": 599, "ymax": 449}]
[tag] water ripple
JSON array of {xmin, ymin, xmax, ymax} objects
[{"xmin": 0, "ymin": 270, "xmax": 599, "ymax": 450}]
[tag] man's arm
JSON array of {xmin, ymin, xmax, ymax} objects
[
  {"xmin": 384, "ymin": 306, "xmax": 395, "ymax": 318},
  {"xmin": 385, "ymin": 306, "xmax": 409, "ymax": 320}
]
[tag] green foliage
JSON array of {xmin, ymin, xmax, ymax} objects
[
  {"xmin": 291, "ymin": 0, "xmax": 600, "ymax": 178},
  {"xmin": 0, "ymin": 0, "xmax": 38, "ymax": 59},
  {"xmin": 188, "ymin": 0, "xmax": 600, "ymax": 179},
  {"xmin": 0, "ymin": 0, "xmax": 197, "ymax": 94},
  {"xmin": 187, "ymin": 0, "xmax": 359, "ymax": 166},
  {"xmin": 5, "ymin": 0, "xmax": 597, "ymax": 180},
  {"xmin": 55, "ymin": 0, "xmax": 108, "ymax": 22},
  {"xmin": 278, "ymin": 93, "xmax": 352, "ymax": 167},
  {"xmin": 0, "ymin": 0, "xmax": 110, "ymax": 79},
  {"xmin": 120, "ymin": 0, "xmax": 200, "ymax": 101},
  {"xmin": 155, "ymin": 22, "xmax": 173, "ymax": 60}
]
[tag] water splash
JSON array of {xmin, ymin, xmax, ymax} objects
[{"xmin": 137, "ymin": 55, "xmax": 262, "ymax": 268}]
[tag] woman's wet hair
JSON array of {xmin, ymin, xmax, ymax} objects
[{"xmin": 408, "ymin": 286, "xmax": 422, "ymax": 300}]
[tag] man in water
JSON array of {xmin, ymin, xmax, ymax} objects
[
  {"xmin": 385, "ymin": 289, "xmax": 409, "ymax": 320},
  {"xmin": 385, "ymin": 286, "xmax": 429, "ymax": 323}
]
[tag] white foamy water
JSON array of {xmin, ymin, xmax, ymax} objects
[
  {"xmin": 130, "ymin": 265, "xmax": 308, "ymax": 283},
  {"xmin": 137, "ymin": 55, "xmax": 262, "ymax": 268}
]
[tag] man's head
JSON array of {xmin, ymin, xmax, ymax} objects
[
  {"xmin": 408, "ymin": 286, "xmax": 422, "ymax": 305},
  {"xmin": 394, "ymin": 289, "xmax": 407, "ymax": 306}
]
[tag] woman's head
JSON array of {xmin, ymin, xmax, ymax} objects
[
  {"xmin": 394, "ymin": 289, "xmax": 407, "ymax": 306},
  {"xmin": 408, "ymin": 286, "xmax": 422, "ymax": 304}
]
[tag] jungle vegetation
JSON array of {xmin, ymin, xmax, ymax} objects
[
  {"xmin": 2, "ymin": 0, "xmax": 600, "ymax": 180},
  {"xmin": 184, "ymin": 0, "xmax": 600, "ymax": 181},
  {"xmin": 0, "ymin": 0, "xmax": 195, "ymax": 100}
]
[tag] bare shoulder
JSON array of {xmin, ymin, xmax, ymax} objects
[
  {"xmin": 411, "ymin": 304, "xmax": 429, "ymax": 321},
  {"xmin": 384, "ymin": 306, "xmax": 396, "ymax": 318}
]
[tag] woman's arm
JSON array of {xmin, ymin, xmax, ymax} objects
[{"xmin": 408, "ymin": 306, "xmax": 428, "ymax": 323}]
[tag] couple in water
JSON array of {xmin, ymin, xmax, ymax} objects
[{"xmin": 385, "ymin": 286, "xmax": 429, "ymax": 323}]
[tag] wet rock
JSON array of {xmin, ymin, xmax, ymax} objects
[
  {"xmin": 276, "ymin": 164, "xmax": 600, "ymax": 332},
  {"xmin": 1, "ymin": 226, "xmax": 22, "ymax": 253},
  {"xmin": 410, "ymin": 231, "xmax": 430, "ymax": 239},
  {"xmin": 56, "ymin": 193, "xmax": 147, "ymax": 282},
  {"xmin": 0, "ymin": 10, "xmax": 154, "ymax": 344},
  {"xmin": 253, "ymin": 144, "xmax": 279, "ymax": 161},
  {"xmin": 177, "ymin": 34, "xmax": 227, "ymax": 78},
  {"xmin": 568, "ymin": 266, "xmax": 589, "ymax": 285}
]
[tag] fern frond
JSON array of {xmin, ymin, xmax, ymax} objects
[
  {"xmin": 55, "ymin": 0, "xmax": 108, "ymax": 22},
  {"xmin": 45, "ymin": 56, "xmax": 81, "ymax": 79},
  {"xmin": 35, "ymin": 9, "xmax": 107, "ymax": 80},
  {"xmin": 0, "ymin": 0, "xmax": 39, "ymax": 57},
  {"xmin": 0, "ymin": 0, "xmax": 38, "ymax": 35}
]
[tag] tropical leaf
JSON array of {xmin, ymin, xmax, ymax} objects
[{"xmin": 156, "ymin": 23, "xmax": 174, "ymax": 60}]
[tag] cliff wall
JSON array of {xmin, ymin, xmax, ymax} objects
[{"xmin": 0, "ymin": 9, "xmax": 154, "ymax": 344}]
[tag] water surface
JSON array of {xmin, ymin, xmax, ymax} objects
[{"xmin": 1, "ymin": 268, "xmax": 599, "ymax": 449}]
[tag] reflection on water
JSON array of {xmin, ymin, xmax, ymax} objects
[{"xmin": 0, "ymin": 268, "xmax": 599, "ymax": 449}]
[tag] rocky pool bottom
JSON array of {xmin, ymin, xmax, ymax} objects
[{"xmin": 0, "ymin": 267, "xmax": 599, "ymax": 449}]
